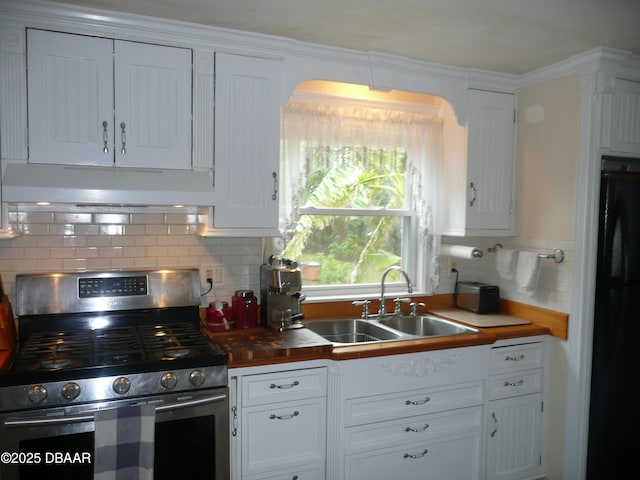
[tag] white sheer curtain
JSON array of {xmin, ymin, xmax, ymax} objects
[{"xmin": 280, "ymin": 99, "xmax": 445, "ymax": 291}]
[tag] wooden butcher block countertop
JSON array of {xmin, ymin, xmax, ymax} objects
[{"xmin": 203, "ymin": 295, "xmax": 566, "ymax": 368}]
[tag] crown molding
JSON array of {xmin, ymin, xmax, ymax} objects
[{"xmin": 518, "ymin": 47, "xmax": 640, "ymax": 88}]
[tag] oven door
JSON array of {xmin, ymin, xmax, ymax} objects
[{"xmin": 0, "ymin": 388, "xmax": 229, "ymax": 480}]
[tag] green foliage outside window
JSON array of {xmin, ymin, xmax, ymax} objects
[{"xmin": 284, "ymin": 146, "xmax": 408, "ymax": 285}]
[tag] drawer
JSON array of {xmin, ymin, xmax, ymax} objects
[
  {"xmin": 489, "ymin": 368, "xmax": 543, "ymax": 400},
  {"xmin": 491, "ymin": 342, "xmax": 543, "ymax": 374},
  {"xmin": 346, "ymin": 406, "xmax": 482, "ymax": 454},
  {"xmin": 344, "ymin": 381, "xmax": 484, "ymax": 426},
  {"xmin": 241, "ymin": 398, "xmax": 326, "ymax": 475},
  {"xmin": 242, "ymin": 367, "xmax": 327, "ymax": 406},
  {"xmin": 244, "ymin": 464, "xmax": 324, "ymax": 480},
  {"xmin": 345, "ymin": 429, "xmax": 481, "ymax": 480}
]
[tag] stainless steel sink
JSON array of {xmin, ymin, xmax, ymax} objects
[
  {"xmin": 377, "ymin": 315, "xmax": 479, "ymax": 337},
  {"xmin": 304, "ymin": 314, "xmax": 478, "ymax": 345},
  {"xmin": 303, "ymin": 318, "xmax": 408, "ymax": 345}
]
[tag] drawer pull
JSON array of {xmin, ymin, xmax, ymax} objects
[
  {"xmin": 270, "ymin": 380, "xmax": 299, "ymax": 389},
  {"xmin": 491, "ymin": 412, "xmax": 499, "ymax": 437},
  {"xmin": 505, "ymin": 354, "xmax": 525, "ymax": 361},
  {"xmin": 405, "ymin": 423, "xmax": 429, "ymax": 433},
  {"xmin": 269, "ymin": 410, "xmax": 299, "ymax": 420},
  {"xmin": 405, "ymin": 396, "xmax": 430, "ymax": 406},
  {"xmin": 404, "ymin": 449, "xmax": 428, "ymax": 459},
  {"xmin": 504, "ymin": 379, "xmax": 525, "ymax": 387}
]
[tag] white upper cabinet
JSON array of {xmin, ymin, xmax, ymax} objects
[
  {"xmin": 210, "ymin": 52, "xmax": 282, "ymax": 234},
  {"xmin": 443, "ymin": 89, "xmax": 516, "ymax": 236},
  {"xmin": 606, "ymin": 78, "xmax": 640, "ymax": 155},
  {"xmin": 27, "ymin": 29, "xmax": 192, "ymax": 170}
]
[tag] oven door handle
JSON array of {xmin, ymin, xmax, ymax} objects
[{"xmin": 3, "ymin": 393, "xmax": 227, "ymax": 427}]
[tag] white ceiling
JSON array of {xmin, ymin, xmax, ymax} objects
[{"xmin": 46, "ymin": 0, "xmax": 640, "ymax": 75}]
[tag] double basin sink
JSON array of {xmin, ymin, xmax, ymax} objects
[{"xmin": 304, "ymin": 314, "xmax": 479, "ymax": 345}]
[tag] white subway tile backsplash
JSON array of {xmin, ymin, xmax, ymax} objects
[
  {"xmin": 49, "ymin": 224, "xmax": 75, "ymax": 236},
  {"xmin": 123, "ymin": 224, "xmax": 146, "ymax": 235},
  {"xmin": 21, "ymin": 224, "xmax": 49, "ymax": 235},
  {"xmin": 54, "ymin": 212, "xmax": 93, "ymax": 224},
  {"xmin": 145, "ymin": 225, "xmax": 169, "ymax": 235},
  {"xmin": 100, "ymin": 225, "xmax": 124, "ymax": 236},
  {"xmin": 0, "ymin": 207, "xmax": 264, "ymax": 308},
  {"xmin": 62, "ymin": 236, "xmax": 88, "ymax": 247},
  {"xmin": 75, "ymin": 225, "xmax": 100, "ymax": 235},
  {"xmin": 63, "ymin": 258, "xmax": 88, "ymax": 270},
  {"xmin": 94, "ymin": 213, "xmax": 130, "ymax": 224}
]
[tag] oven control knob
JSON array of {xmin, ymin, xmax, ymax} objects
[
  {"xmin": 27, "ymin": 385, "xmax": 48, "ymax": 404},
  {"xmin": 189, "ymin": 370, "xmax": 205, "ymax": 387},
  {"xmin": 61, "ymin": 382, "xmax": 81, "ymax": 400},
  {"xmin": 160, "ymin": 372, "xmax": 178, "ymax": 390},
  {"xmin": 113, "ymin": 376, "xmax": 131, "ymax": 395}
]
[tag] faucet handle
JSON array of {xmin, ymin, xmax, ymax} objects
[
  {"xmin": 409, "ymin": 302, "xmax": 426, "ymax": 316},
  {"xmin": 352, "ymin": 300, "xmax": 371, "ymax": 319},
  {"xmin": 393, "ymin": 297, "xmax": 412, "ymax": 315}
]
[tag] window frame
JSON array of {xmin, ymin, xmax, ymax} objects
[{"xmin": 281, "ymin": 90, "xmax": 440, "ymax": 301}]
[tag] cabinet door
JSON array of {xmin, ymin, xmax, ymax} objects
[
  {"xmin": 27, "ymin": 29, "xmax": 114, "ymax": 166},
  {"xmin": 213, "ymin": 52, "xmax": 281, "ymax": 230},
  {"xmin": 466, "ymin": 89, "xmax": 515, "ymax": 231},
  {"xmin": 114, "ymin": 40, "xmax": 192, "ymax": 169},
  {"xmin": 487, "ymin": 393, "xmax": 543, "ymax": 480},
  {"xmin": 241, "ymin": 398, "xmax": 326, "ymax": 476},
  {"xmin": 608, "ymin": 78, "xmax": 640, "ymax": 154}
]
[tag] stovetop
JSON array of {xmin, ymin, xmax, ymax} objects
[
  {"xmin": 5, "ymin": 320, "xmax": 226, "ymax": 385},
  {"xmin": 0, "ymin": 269, "xmax": 228, "ymax": 411}
]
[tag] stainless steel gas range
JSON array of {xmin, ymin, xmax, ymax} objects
[{"xmin": 0, "ymin": 269, "xmax": 229, "ymax": 479}]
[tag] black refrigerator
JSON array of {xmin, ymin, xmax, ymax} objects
[{"xmin": 587, "ymin": 156, "xmax": 640, "ymax": 478}]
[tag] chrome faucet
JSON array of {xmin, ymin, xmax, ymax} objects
[{"xmin": 379, "ymin": 266, "xmax": 413, "ymax": 316}]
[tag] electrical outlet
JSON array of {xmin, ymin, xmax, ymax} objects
[
  {"xmin": 202, "ymin": 265, "xmax": 224, "ymax": 286},
  {"xmin": 448, "ymin": 259, "xmax": 458, "ymax": 276},
  {"xmin": 205, "ymin": 268, "xmax": 214, "ymax": 282}
]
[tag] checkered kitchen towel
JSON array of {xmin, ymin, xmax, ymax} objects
[{"xmin": 94, "ymin": 404, "xmax": 156, "ymax": 480}]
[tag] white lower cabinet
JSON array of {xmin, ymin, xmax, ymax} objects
[
  {"xmin": 230, "ymin": 363, "xmax": 327, "ymax": 480},
  {"xmin": 486, "ymin": 340, "xmax": 546, "ymax": 480},
  {"xmin": 328, "ymin": 346, "xmax": 490, "ymax": 480},
  {"xmin": 230, "ymin": 340, "xmax": 548, "ymax": 480}
]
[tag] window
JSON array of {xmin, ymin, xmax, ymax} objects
[{"xmin": 279, "ymin": 82, "xmax": 444, "ymax": 299}]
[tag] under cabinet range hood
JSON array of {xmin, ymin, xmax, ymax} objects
[{"xmin": 2, "ymin": 163, "xmax": 215, "ymax": 207}]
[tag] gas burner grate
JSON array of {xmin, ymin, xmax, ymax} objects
[
  {"xmin": 138, "ymin": 323, "xmax": 212, "ymax": 358},
  {"xmin": 15, "ymin": 331, "xmax": 93, "ymax": 371},
  {"xmin": 94, "ymin": 326, "xmax": 144, "ymax": 366}
]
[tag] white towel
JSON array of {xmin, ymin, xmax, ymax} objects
[
  {"xmin": 496, "ymin": 249, "xmax": 518, "ymax": 279},
  {"xmin": 94, "ymin": 404, "xmax": 156, "ymax": 480},
  {"xmin": 515, "ymin": 251, "xmax": 541, "ymax": 294}
]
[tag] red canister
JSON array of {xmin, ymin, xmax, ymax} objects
[
  {"xmin": 206, "ymin": 301, "xmax": 234, "ymax": 332},
  {"xmin": 232, "ymin": 290, "xmax": 257, "ymax": 329}
]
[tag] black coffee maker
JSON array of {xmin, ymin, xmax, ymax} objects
[{"xmin": 259, "ymin": 255, "xmax": 305, "ymax": 330}]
